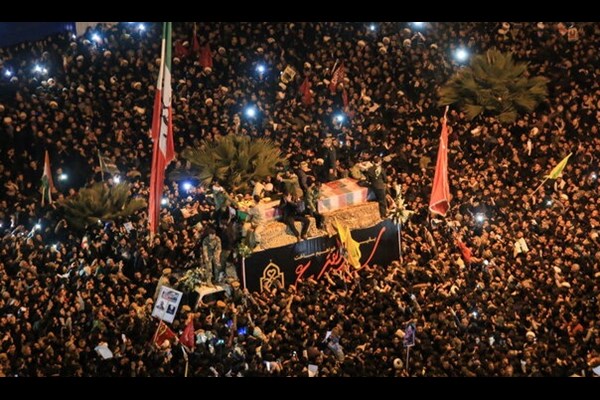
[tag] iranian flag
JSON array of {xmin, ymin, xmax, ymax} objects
[
  {"xmin": 149, "ymin": 22, "xmax": 175, "ymax": 235},
  {"xmin": 41, "ymin": 150, "xmax": 55, "ymax": 207}
]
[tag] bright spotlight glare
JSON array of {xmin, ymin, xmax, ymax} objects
[
  {"xmin": 546, "ymin": 200, "xmax": 553, "ymax": 206},
  {"xmin": 33, "ymin": 65, "xmax": 42, "ymax": 73},
  {"xmin": 369, "ymin": 24, "xmax": 376, "ymax": 32},
  {"xmin": 455, "ymin": 48, "xmax": 469, "ymax": 62},
  {"xmin": 71, "ymin": 34, "xmax": 77, "ymax": 40},
  {"xmin": 183, "ymin": 182, "xmax": 192, "ymax": 191},
  {"xmin": 92, "ymin": 33, "xmax": 101, "ymax": 43},
  {"xmin": 161, "ymin": 198, "xmax": 168, "ymax": 206},
  {"xmin": 245, "ymin": 106, "xmax": 257, "ymax": 118},
  {"xmin": 592, "ymin": 173, "xmax": 597, "ymax": 179},
  {"xmin": 138, "ymin": 23, "xmax": 145, "ymax": 31},
  {"xmin": 475, "ymin": 213, "xmax": 485, "ymax": 223},
  {"xmin": 256, "ymin": 64, "xmax": 265, "ymax": 73},
  {"xmin": 4, "ymin": 70, "xmax": 12, "ymax": 77},
  {"xmin": 59, "ymin": 173, "xmax": 68, "ymax": 181},
  {"xmin": 34, "ymin": 223, "xmax": 41, "ymax": 230},
  {"xmin": 412, "ymin": 22, "xmax": 425, "ymax": 29},
  {"xmin": 334, "ymin": 114, "xmax": 345, "ymax": 123},
  {"xmin": 113, "ymin": 176, "xmax": 121, "ymax": 184}
]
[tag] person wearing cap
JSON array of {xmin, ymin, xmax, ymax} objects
[{"xmin": 365, "ymin": 155, "xmax": 387, "ymax": 218}]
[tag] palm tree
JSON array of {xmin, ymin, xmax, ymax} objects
[
  {"xmin": 61, "ymin": 182, "xmax": 146, "ymax": 230},
  {"xmin": 439, "ymin": 48, "xmax": 548, "ymax": 123},
  {"xmin": 181, "ymin": 135, "xmax": 287, "ymax": 192}
]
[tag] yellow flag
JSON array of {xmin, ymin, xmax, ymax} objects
[
  {"xmin": 335, "ymin": 221, "xmax": 362, "ymax": 270},
  {"xmin": 546, "ymin": 153, "xmax": 572, "ymax": 180}
]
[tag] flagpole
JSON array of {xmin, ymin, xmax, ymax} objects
[
  {"xmin": 529, "ymin": 176, "xmax": 549, "ymax": 198},
  {"xmin": 98, "ymin": 150, "xmax": 105, "ymax": 182},
  {"xmin": 406, "ymin": 346, "xmax": 410, "ymax": 375},
  {"xmin": 397, "ymin": 222, "xmax": 403, "ymax": 264},
  {"xmin": 242, "ymin": 257, "xmax": 247, "ymax": 290}
]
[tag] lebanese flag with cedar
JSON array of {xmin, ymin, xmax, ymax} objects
[
  {"xmin": 149, "ymin": 22, "xmax": 175, "ymax": 235},
  {"xmin": 429, "ymin": 116, "xmax": 451, "ymax": 216}
]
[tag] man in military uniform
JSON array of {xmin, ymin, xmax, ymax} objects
[{"xmin": 202, "ymin": 228, "xmax": 222, "ymax": 283}]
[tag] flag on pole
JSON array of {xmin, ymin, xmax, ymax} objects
[
  {"xmin": 153, "ymin": 320, "xmax": 176, "ymax": 348},
  {"xmin": 41, "ymin": 150, "xmax": 55, "ymax": 207},
  {"xmin": 545, "ymin": 153, "xmax": 572, "ymax": 179},
  {"xmin": 429, "ymin": 117, "xmax": 451, "ymax": 217},
  {"xmin": 335, "ymin": 221, "xmax": 362, "ymax": 269},
  {"xmin": 98, "ymin": 150, "xmax": 119, "ymax": 175},
  {"xmin": 329, "ymin": 63, "xmax": 345, "ymax": 94},
  {"xmin": 299, "ymin": 77, "xmax": 313, "ymax": 106},
  {"xmin": 199, "ymin": 43, "xmax": 213, "ymax": 69},
  {"xmin": 179, "ymin": 320, "xmax": 195, "ymax": 351},
  {"xmin": 149, "ymin": 22, "xmax": 175, "ymax": 235},
  {"xmin": 192, "ymin": 23, "xmax": 200, "ymax": 53}
]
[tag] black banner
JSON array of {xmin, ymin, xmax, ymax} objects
[{"xmin": 240, "ymin": 219, "xmax": 400, "ymax": 292}]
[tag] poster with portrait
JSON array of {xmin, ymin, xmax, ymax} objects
[{"xmin": 151, "ymin": 286, "xmax": 183, "ymax": 323}]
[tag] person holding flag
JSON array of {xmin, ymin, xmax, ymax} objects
[
  {"xmin": 40, "ymin": 150, "xmax": 55, "ymax": 207},
  {"xmin": 530, "ymin": 153, "xmax": 572, "ymax": 197}
]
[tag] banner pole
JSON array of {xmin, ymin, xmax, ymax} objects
[
  {"xmin": 242, "ymin": 257, "xmax": 247, "ymax": 290},
  {"xmin": 397, "ymin": 222, "xmax": 403, "ymax": 264},
  {"xmin": 406, "ymin": 346, "xmax": 410, "ymax": 376}
]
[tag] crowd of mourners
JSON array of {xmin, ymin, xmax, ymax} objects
[{"xmin": 0, "ymin": 21, "xmax": 599, "ymax": 377}]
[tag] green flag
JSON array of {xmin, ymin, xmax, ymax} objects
[{"xmin": 545, "ymin": 153, "xmax": 572, "ymax": 180}]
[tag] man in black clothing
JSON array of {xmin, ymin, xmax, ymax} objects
[
  {"xmin": 321, "ymin": 135, "xmax": 337, "ymax": 182},
  {"xmin": 279, "ymin": 193, "xmax": 310, "ymax": 241},
  {"xmin": 365, "ymin": 155, "xmax": 387, "ymax": 219}
]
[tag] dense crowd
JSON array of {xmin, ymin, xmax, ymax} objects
[{"xmin": 0, "ymin": 21, "xmax": 599, "ymax": 377}]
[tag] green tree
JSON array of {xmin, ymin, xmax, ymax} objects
[
  {"xmin": 181, "ymin": 135, "xmax": 287, "ymax": 192},
  {"xmin": 439, "ymin": 48, "xmax": 548, "ymax": 123},
  {"xmin": 61, "ymin": 182, "xmax": 146, "ymax": 230}
]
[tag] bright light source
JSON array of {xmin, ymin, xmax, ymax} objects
[
  {"xmin": 546, "ymin": 200, "xmax": 553, "ymax": 206},
  {"xmin": 0, "ymin": 223, "xmax": 3, "ymax": 228},
  {"xmin": 34, "ymin": 223, "xmax": 41, "ymax": 230},
  {"xmin": 98, "ymin": 219, "xmax": 102, "ymax": 224},
  {"xmin": 138, "ymin": 23, "xmax": 145, "ymax": 31},
  {"xmin": 51, "ymin": 244, "xmax": 57, "ymax": 251},
  {"xmin": 334, "ymin": 114, "xmax": 345, "ymax": 123},
  {"xmin": 161, "ymin": 198, "xmax": 168, "ymax": 206},
  {"xmin": 483, "ymin": 260, "xmax": 489, "ymax": 265},
  {"xmin": 256, "ymin": 64, "xmax": 266, "ymax": 74},
  {"xmin": 59, "ymin": 173, "xmax": 68, "ymax": 181},
  {"xmin": 33, "ymin": 65, "xmax": 42, "ymax": 73},
  {"xmin": 369, "ymin": 24, "xmax": 376, "ymax": 32},
  {"xmin": 471, "ymin": 311, "xmax": 478, "ymax": 318},
  {"xmin": 92, "ymin": 33, "xmax": 101, "ymax": 43},
  {"xmin": 592, "ymin": 173, "xmax": 597, "ymax": 179},
  {"xmin": 245, "ymin": 106, "xmax": 257, "ymax": 118},
  {"xmin": 454, "ymin": 48, "xmax": 469, "ymax": 62},
  {"xmin": 412, "ymin": 22, "xmax": 425, "ymax": 29},
  {"xmin": 4, "ymin": 70, "xmax": 12, "ymax": 77},
  {"xmin": 42, "ymin": 68, "xmax": 48, "ymax": 74},
  {"xmin": 475, "ymin": 213, "xmax": 485, "ymax": 223},
  {"xmin": 71, "ymin": 34, "xmax": 77, "ymax": 40},
  {"xmin": 183, "ymin": 182, "xmax": 192, "ymax": 191},
  {"xmin": 113, "ymin": 176, "xmax": 121, "ymax": 184}
]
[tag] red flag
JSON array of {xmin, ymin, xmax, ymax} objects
[
  {"xmin": 429, "ymin": 118, "xmax": 451, "ymax": 216},
  {"xmin": 329, "ymin": 63, "xmax": 345, "ymax": 94},
  {"xmin": 299, "ymin": 77, "xmax": 313, "ymax": 106},
  {"xmin": 153, "ymin": 320, "xmax": 177, "ymax": 348},
  {"xmin": 149, "ymin": 23, "xmax": 175, "ymax": 235},
  {"xmin": 179, "ymin": 320, "xmax": 195, "ymax": 350},
  {"xmin": 174, "ymin": 40, "xmax": 189, "ymax": 59},
  {"xmin": 199, "ymin": 43, "xmax": 213, "ymax": 69},
  {"xmin": 457, "ymin": 239, "xmax": 472, "ymax": 265},
  {"xmin": 192, "ymin": 23, "xmax": 200, "ymax": 54},
  {"xmin": 342, "ymin": 88, "xmax": 349, "ymax": 110}
]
